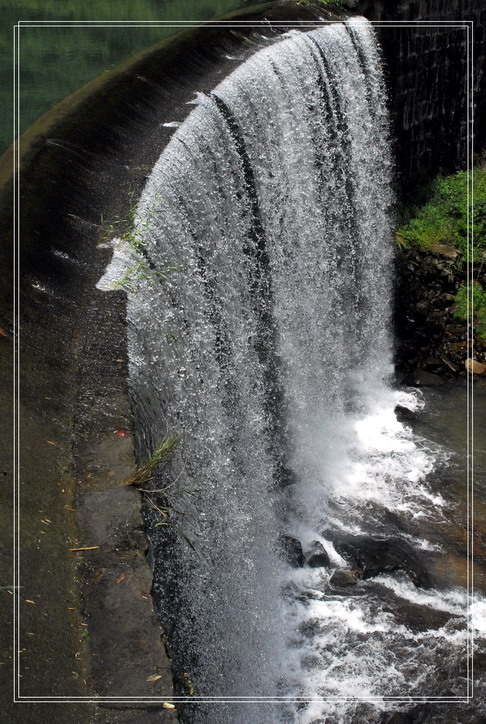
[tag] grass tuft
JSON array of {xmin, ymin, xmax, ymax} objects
[{"xmin": 125, "ymin": 435, "xmax": 179, "ymax": 488}]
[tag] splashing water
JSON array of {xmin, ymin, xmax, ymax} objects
[{"xmin": 98, "ymin": 17, "xmax": 479, "ymax": 723}]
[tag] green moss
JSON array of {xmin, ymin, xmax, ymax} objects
[
  {"xmin": 454, "ymin": 281, "xmax": 486, "ymax": 342},
  {"xmin": 396, "ymin": 167, "xmax": 486, "ymax": 261}
]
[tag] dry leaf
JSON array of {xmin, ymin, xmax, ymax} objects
[
  {"xmin": 25, "ymin": 600, "xmax": 35, "ymax": 605},
  {"xmin": 46, "ymin": 440, "xmax": 56, "ymax": 445},
  {"xmin": 116, "ymin": 573, "xmax": 125, "ymax": 585},
  {"xmin": 146, "ymin": 674, "xmax": 162, "ymax": 683}
]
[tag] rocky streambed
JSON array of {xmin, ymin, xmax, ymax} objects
[{"xmin": 395, "ymin": 244, "xmax": 486, "ymax": 383}]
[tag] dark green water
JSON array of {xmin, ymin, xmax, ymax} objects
[
  {"xmin": 414, "ymin": 378, "xmax": 486, "ymax": 591},
  {"xmin": 1, "ymin": 0, "xmax": 257, "ymax": 154}
]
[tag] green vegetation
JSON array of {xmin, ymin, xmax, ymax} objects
[
  {"xmin": 113, "ymin": 260, "xmax": 181, "ymax": 290},
  {"xmin": 126, "ymin": 436, "xmax": 200, "ymax": 554},
  {"xmin": 182, "ymin": 672, "xmax": 195, "ymax": 696},
  {"xmin": 99, "ymin": 190, "xmax": 181, "ymax": 290},
  {"xmin": 99, "ymin": 189, "xmax": 142, "ymax": 250},
  {"xmin": 396, "ymin": 167, "xmax": 486, "ymax": 261},
  {"xmin": 454, "ymin": 281, "xmax": 486, "ymax": 342},
  {"xmin": 126, "ymin": 435, "xmax": 179, "ymax": 488}
]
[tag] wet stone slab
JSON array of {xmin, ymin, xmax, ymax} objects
[
  {"xmin": 84, "ymin": 556, "xmax": 173, "ymax": 698},
  {"xmin": 76, "ymin": 486, "xmax": 148, "ymax": 552}
]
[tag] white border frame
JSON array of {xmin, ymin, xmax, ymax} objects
[{"xmin": 12, "ymin": 16, "xmax": 474, "ymax": 707}]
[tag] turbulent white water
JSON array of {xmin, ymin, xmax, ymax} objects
[{"xmin": 98, "ymin": 17, "xmax": 479, "ymax": 724}]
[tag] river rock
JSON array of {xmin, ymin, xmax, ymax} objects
[
  {"xmin": 306, "ymin": 541, "xmax": 331, "ymax": 568},
  {"xmin": 333, "ymin": 536, "xmax": 432, "ymax": 588},
  {"xmin": 465, "ymin": 358, "xmax": 486, "ymax": 375},
  {"xmin": 412, "ymin": 369, "xmax": 445, "ymax": 386},
  {"xmin": 394, "ymin": 404, "xmax": 417, "ymax": 422},
  {"xmin": 278, "ymin": 535, "xmax": 304, "ymax": 568},
  {"xmin": 415, "ymin": 299, "xmax": 430, "ymax": 317},
  {"xmin": 381, "ymin": 712, "xmax": 415, "ymax": 724},
  {"xmin": 329, "ymin": 570, "xmax": 358, "ymax": 587},
  {"xmin": 425, "ymin": 356, "xmax": 442, "ymax": 368},
  {"xmin": 440, "ymin": 355, "xmax": 460, "ymax": 372}
]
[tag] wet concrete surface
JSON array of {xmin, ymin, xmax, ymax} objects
[{"xmin": 0, "ymin": 292, "xmax": 95, "ymax": 722}]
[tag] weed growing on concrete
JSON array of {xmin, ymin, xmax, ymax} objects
[
  {"xmin": 100, "ymin": 189, "xmax": 181, "ymax": 289},
  {"xmin": 125, "ymin": 436, "xmax": 200, "ymax": 555},
  {"xmin": 126, "ymin": 435, "xmax": 179, "ymax": 488}
]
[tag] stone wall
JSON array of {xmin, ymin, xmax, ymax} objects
[
  {"xmin": 359, "ymin": 0, "xmax": 486, "ymax": 197},
  {"xmin": 353, "ymin": 0, "xmax": 486, "ymax": 379}
]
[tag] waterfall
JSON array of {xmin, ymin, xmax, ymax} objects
[{"xmin": 98, "ymin": 16, "xmax": 473, "ymax": 724}]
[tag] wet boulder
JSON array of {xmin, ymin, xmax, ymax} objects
[
  {"xmin": 278, "ymin": 534, "xmax": 304, "ymax": 568},
  {"xmin": 333, "ymin": 536, "xmax": 432, "ymax": 588},
  {"xmin": 329, "ymin": 569, "xmax": 358, "ymax": 587},
  {"xmin": 412, "ymin": 369, "xmax": 445, "ymax": 386},
  {"xmin": 394, "ymin": 404, "xmax": 417, "ymax": 422},
  {"xmin": 306, "ymin": 541, "xmax": 331, "ymax": 568},
  {"xmin": 381, "ymin": 712, "xmax": 415, "ymax": 724},
  {"xmin": 465, "ymin": 358, "xmax": 486, "ymax": 375},
  {"xmin": 392, "ymin": 600, "xmax": 453, "ymax": 633},
  {"xmin": 368, "ymin": 580, "xmax": 453, "ymax": 633}
]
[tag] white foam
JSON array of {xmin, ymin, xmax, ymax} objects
[
  {"xmin": 318, "ymin": 389, "xmax": 447, "ymax": 524},
  {"xmin": 471, "ymin": 600, "xmax": 486, "ymax": 634},
  {"xmin": 51, "ymin": 248, "xmax": 73, "ymax": 260},
  {"xmin": 96, "ymin": 237, "xmax": 141, "ymax": 291},
  {"xmin": 373, "ymin": 574, "xmax": 468, "ymax": 616}
]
